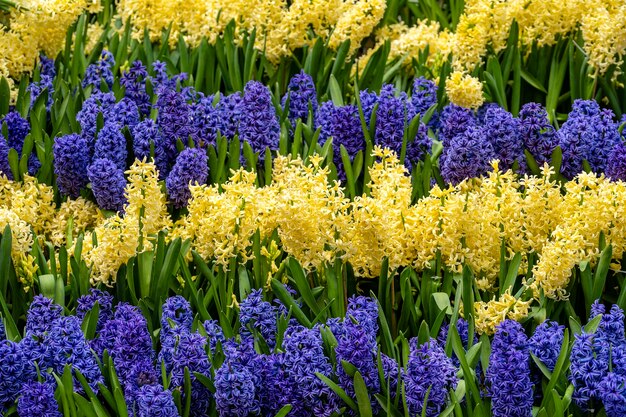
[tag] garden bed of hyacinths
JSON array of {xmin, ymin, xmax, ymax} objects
[{"xmin": 3, "ymin": 0, "xmax": 626, "ymax": 416}]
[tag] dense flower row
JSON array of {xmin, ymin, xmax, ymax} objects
[
  {"xmin": 3, "ymin": 290, "xmax": 626, "ymax": 416},
  {"xmin": 3, "ymin": 142, "xmax": 626, "ymax": 323},
  {"xmin": 4, "ymin": 54, "xmax": 626, "ymax": 213}
]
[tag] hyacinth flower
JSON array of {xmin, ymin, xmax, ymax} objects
[
  {"xmin": 570, "ymin": 302, "xmax": 626, "ymax": 414},
  {"xmin": 216, "ymin": 92, "xmax": 243, "ymax": 139},
  {"xmin": 606, "ymin": 141, "xmax": 626, "ymax": 181},
  {"xmin": 76, "ymin": 288, "xmax": 114, "ymax": 332},
  {"xmin": 359, "ymin": 89, "xmax": 379, "ymax": 125},
  {"xmin": 1, "ymin": 111, "xmax": 40, "ymax": 175},
  {"xmin": 87, "ymin": 158, "xmax": 127, "ymax": 212},
  {"xmin": 518, "ymin": 102, "xmax": 558, "ymax": 167},
  {"xmin": 334, "ymin": 310, "xmax": 381, "ymax": 412},
  {"xmin": 0, "ymin": 133, "xmax": 12, "ymax": 179},
  {"xmin": 151, "ymin": 60, "xmax": 188, "ymax": 92},
  {"xmin": 45, "ymin": 316, "xmax": 104, "ymax": 393},
  {"xmin": 28, "ymin": 54, "xmax": 56, "ymax": 110},
  {"xmin": 156, "ymin": 86, "xmax": 193, "ymax": 167},
  {"xmin": 346, "ymin": 295, "xmax": 379, "ymax": 340},
  {"xmin": 0, "ymin": 340, "xmax": 36, "ymax": 411},
  {"xmin": 437, "ymin": 104, "xmax": 476, "ymax": 144},
  {"xmin": 486, "ymin": 320, "xmax": 533, "ymax": 417},
  {"xmin": 239, "ymin": 289, "xmax": 278, "ymax": 349},
  {"xmin": 570, "ymin": 331, "xmax": 610, "ymax": 408},
  {"xmin": 191, "ymin": 95, "xmax": 220, "ymax": 147},
  {"xmin": 53, "ymin": 133, "xmax": 90, "ymax": 198},
  {"xmin": 404, "ymin": 338, "xmax": 457, "ymax": 417},
  {"xmin": 560, "ymin": 100, "xmax": 621, "ymax": 176},
  {"xmin": 93, "ymin": 121, "xmax": 127, "ymax": 170},
  {"xmin": 132, "ymin": 119, "xmax": 170, "ymax": 179},
  {"xmin": 120, "ymin": 61, "xmax": 151, "ymax": 116},
  {"xmin": 238, "ymin": 80, "xmax": 281, "ymax": 157},
  {"xmin": 165, "ymin": 148, "xmax": 209, "ymax": 209},
  {"xmin": 76, "ymin": 91, "xmax": 117, "ymax": 149},
  {"xmin": 437, "ymin": 318, "xmax": 477, "ymax": 368},
  {"xmin": 159, "ymin": 296, "xmax": 194, "ymax": 371},
  {"xmin": 317, "ymin": 101, "xmax": 365, "ymax": 182},
  {"xmin": 408, "ymin": 76, "xmax": 439, "ymax": 129},
  {"xmin": 204, "ymin": 319, "xmax": 226, "ymax": 354},
  {"xmin": 374, "ymin": 84, "xmax": 408, "ymax": 157},
  {"xmin": 440, "ymin": 125, "xmax": 495, "ymax": 185},
  {"xmin": 599, "ymin": 373, "xmax": 626, "ymax": 417},
  {"xmin": 588, "ymin": 109, "xmax": 621, "ymax": 173},
  {"xmin": 282, "ymin": 324, "xmax": 341, "ymax": 416},
  {"xmin": 111, "ymin": 97, "xmax": 140, "ymax": 131},
  {"xmin": 482, "ymin": 106, "xmax": 525, "ymax": 172},
  {"xmin": 17, "ymin": 381, "xmax": 61, "ymax": 417},
  {"xmin": 136, "ymin": 384, "xmax": 180, "ymax": 417},
  {"xmin": 25, "ymin": 295, "xmax": 63, "ymax": 339},
  {"xmin": 215, "ymin": 338, "xmax": 261, "ymax": 417},
  {"xmin": 170, "ymin": 332, "xmax": 213, "ymax": 416},
  {"xmin": 108, "ymin": 304, "xmax": 155, "ymax": 384},
  {"xmin": 282, "ymin": 70, "xmax": 318, "ymax": 127},
  {"xmin": 529, "ymin": 320, "xmax": 564, "ymax": 372},
  {"xmin": 82, "ymin": 50, "xmax": 115, "ymax": 90},
  {"xmin": 592, "ymin": 301, "xmax": 626, "ymax": 346}
]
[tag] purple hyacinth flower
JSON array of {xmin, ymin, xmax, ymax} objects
[
  {"xmin": 53, "ymin": 134, "xmax": 90, "ymax": 198},
  {"xmin": 87, "ymin": 158, "xmax": 127, "ymax": 212},
  {"xmin": 440, "ymin": 125, "xmax": 495, "ymax": 184},
  {"xmin": 165, "ymin": 148, "xmax": 208, "ymax": 208},
  {"xmin": 486, "ymin": 320, "xmax": 533, "ymax": 417},
  {"xmin": 238, "ymin": 81, "xmax": 281, "ymax": 156},
  {"xmin": 518, "ymin": 102, "xmax": 557, "ymax": 167}
]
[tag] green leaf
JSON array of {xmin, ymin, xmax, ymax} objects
[
  {"xmin": 8, "ymin": 148, "xmax": 20, "ymax": 181},
  {"xmin": 0, "ymin": 77, "xmax": 9, "ymax": 116},
  {"xmin": 316, "ymin": 372, "xmax": 358, "ymax": 411},
  {"xmin": 81, "ymin": 302, "xmax": 101, "ymax": 340},
  {"xmin": 354, "ymin": 371, "xmax": 373, "ymax": 417},
  {"xmin": 520, "ymin": 69, "xmax": 548, "ymax": 94},
  {"xmin": 592, "ymin": 244, "xmax": 612, "ymax": 302},
  {"xmin": 271, "ymin": 279, "xmax": 311, "ymax": 327},
  {"xmin": 273, "ymin": 405, "xmax": 293, "ymax": 417},
  {"xmin": 502, "ymin": 252, "xmax": 522, "ymax": 293},
  {"xmin": 550, "ymin": 146, "xmax": 562, "ymax": 176},
  {"xmin": 287, "ymin": 257, "xmax": 321, "ymax": 316},
  {"xmin": 584, "ymin": 313, "xmax": 602, "ymax": 334},
  {"xmin": 541, "ymin": 330, "xmax": 570, "ymax": 409},
  {"xmin": 328, "ymin": 74, "xmax": 344, "ymax": 107}
]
